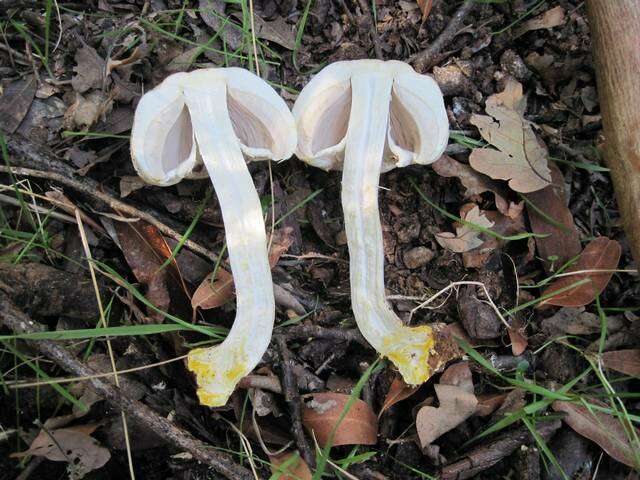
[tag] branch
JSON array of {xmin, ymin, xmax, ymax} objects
[
  {"xmin": 412, "ymin": 0, "xmax": 476, "ymax": 72},
  {"xmin": 0, "ymin": 293, "xmax": 253, "ymax": 480}
]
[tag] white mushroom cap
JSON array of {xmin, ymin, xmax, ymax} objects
[
  {"xmin": 292, "ymin": 59, "xmax": 449, "ymax": 173},
  {"xmin": 131, "ymin": 68, "xmax": 296, "ymax": 186}
]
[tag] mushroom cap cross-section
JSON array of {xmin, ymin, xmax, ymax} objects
[
  {"xmin": 293, "ymin": 60, "xmax": 449, "ymax": 385},
  {"xmin": 131, "ymin": 67, "xmax": 296, "ymax": 406}
]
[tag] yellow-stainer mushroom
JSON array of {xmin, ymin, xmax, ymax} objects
[
  {"xmin": 131, "ymin": 68, "xmax": 296, "ymax": 406},
  {"xmin": 293, "ymin": 60, "xmax": 449, "ymax": 385}
]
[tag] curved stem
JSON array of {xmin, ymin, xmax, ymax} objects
[
  {"xmin": 342, "ymin": 74, "xmax": 435, "ymax": 385},
  {"xmin": 183, "ymin": 80, "xmax": 274, "ymax": 406}
]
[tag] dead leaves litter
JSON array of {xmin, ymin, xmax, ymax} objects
[{"xmin": 470, "ymin": 78, "xmax": 552, "ymax": 193}]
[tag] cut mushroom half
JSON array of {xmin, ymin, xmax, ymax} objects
[
  {"xmin": 131, "ymin": 68, "xmax": 296, "ymax": 406},
  {"xmin": 293, "ymin": 60, "xmax": 449, "ymax": 385}
]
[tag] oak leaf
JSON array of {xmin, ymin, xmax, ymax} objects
[{"xmin": 470, "ymin": 79, "xmax": 551, "ymax": 193}]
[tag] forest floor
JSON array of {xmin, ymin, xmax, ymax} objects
[{"xmin": 0, "ymin": 0, "xmax": 639, "ymax": 479}]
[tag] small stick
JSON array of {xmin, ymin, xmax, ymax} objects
[
  {"xmin": 278, "ymin": 324, "xmax": 368, "ymax": 348},
  {"xmin": 412, "ymin": 0, "xmax": 476, "ymax": 72},
  {"xmin": 440, "ymin": 420, "xmax": 561, "ymax": 479},
  {"xmin": 0, "ymin": 293, "xmax": 253, "ymax": 480},
  {"xmin": 274, "ymin": 335, "xmax": 316, "ymax": 469}
]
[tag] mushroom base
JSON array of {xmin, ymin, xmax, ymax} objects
[
  {"xmin": 187, "ymin": 346, "xmax": 248, "ymax": 407},
  {"xmin": 381, "ymin": 325, "xmax": 436, "ymax": 385}
]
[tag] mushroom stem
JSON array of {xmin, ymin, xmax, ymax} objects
[
  {"xmin": 342, "ymin": 75, "xmax": 435, "ymax": 385},
  {"xmin": 182, "ymin": 81, "xmax": 275, "ymax": 406}
]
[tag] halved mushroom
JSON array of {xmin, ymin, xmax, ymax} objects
[
  {"xmin": 131, "ymin": 68, "xmax": 296, "ymax": 406},
  {"xmin": 293, "ymin": 60, "xmax": 449, "ymax": 385}
]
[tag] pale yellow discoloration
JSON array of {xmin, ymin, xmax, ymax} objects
[
  {"xmin": 382, "ymin": 325, "xmax": 435, "ymax": 385},
  {"xmin": 187, "ymin": 346, "xmax": 248, "ymax": 407}
]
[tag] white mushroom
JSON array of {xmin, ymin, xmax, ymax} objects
[
  {"xmin": 131, "ymin": 68, "xmax": 296, "ymax": 406},
  {"xmin": 293, "ymin": 60, "xmax": 449, "ymax": 385}
]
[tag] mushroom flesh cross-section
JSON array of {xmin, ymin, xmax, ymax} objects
[
  {"xmin": 131, "ymin": 68, "xmax": 296, "ymax": 406},
  {"xmin": 293, "ymin": 60, "xmax": 449, "ymax": 385}
]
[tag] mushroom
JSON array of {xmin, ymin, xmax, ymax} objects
[
  {"xmin": 131, "ymin": 68, "xmax": 296, "ymax": 406},
  {"xmin": 292, "ymin": 60, "xmax": 449, "ymax": 385}
]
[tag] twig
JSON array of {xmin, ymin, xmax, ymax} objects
[
  {"xmin": 412, "ymin": 0, "xmax": 476, "ymax": 72},
  {"xmin": 278, "ymin": 324, "xmax": 369, "ymax": 348},
  {"xmin": 440, "ymin": 420, "xmax": 561, "ymax": 479},
  {"xmin": 274, "ymin": 335, "xmax": 316, "ymax": 469},
  {"xmin": 0, "ymin": 293, "xmax": 253, "ymax": 480},
  {"xmin": 1, "ymin": 134, "xmax": 218, "ymax": 262}
]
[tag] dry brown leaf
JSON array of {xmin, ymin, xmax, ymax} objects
[
  {"xmin": 432, "ymin": 155, "xmax": 521, "ymax": 218},
  {"xmin": 439, "ymin": 362, "xmax": 474, "ymax": 393},
  {"xmin": 378, "ymin": 377, "xmax": 419, "ymax": 418},
  {"xmin": 517, "ymin": 6, "xmax": 566, "ymax": 35},
  {"xmin": 525, "ymin": 162, "xmax": 581, "ymax": 272},
  {"xmin": 0, "ymin": 75, "xmax": 37, "ymax": 133},
  {"xmin": 416, "ymin": 0, "xmax": 434, "ymax": 21},
  {"xmin": 470, "ymin": 79, "xmax": 552, "ymax": 193},
  {"xmin": 114, "ymin": 220, "xmax": 187, "ymax": 320},
  {"xmin": 553, "ymin": 400, "xmax": 639, "ymax": 467},
  {"xmin": 192, "ymin": 228, "xmax": 293, "ymax": 310},
  {"xmin": 269, "ymin": 451, "xmax": 312, "ymax": 480},
  {"xmin": 71, "ymin": 44, "xmax": 107, "ymax": 93},
  {"xmin": 541, "ymin": 237, "xmax": 621, "ymax": 307},
  {"xmin": 12, "ymin": 425, "xmax": 110, "ymax": 479},
  {"xmin": 302, "ymin": 392, "xmax": 377, "ymax": 447},
  {"xmin": 435, "ymin": 205, "xmax": 494, "ymax": 253},
  {"xmin": 601, "ymin": 349, "xmax": 640, "ymax": 377},
  {"xmin": 416, "ymin": 384, "xmax": 478, "ymax": 449}
]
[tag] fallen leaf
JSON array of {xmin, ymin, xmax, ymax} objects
[
  {"xmin": 198, "ymin": 0, "xmax": 242, "ymax": 50},
  {"xmin": 302, "ymin": 392, "xmax": 377, "ymax": 447},
  {"xmin": 436, "ymin": 205, "xmax": 494, "ymax": 253},
  {"xmin": 517, "ymin": 6, "xmax": 566, "ymax": 35},
  {"xmin": 114, "ymin": 220, "xmax": 187, "ymax": 320},
  {"xmin": 416, "ymin": 0, "xmax": 434, "ymax": 21},
  {"xmin": 524, "ymin": 162, "xmax": 581, "ymax": 272},
  {"xmin": 378, "ymin": 377, "xmax": 419, "ymax": 418},
  {"xmin": 439, "ymin": 362, "xmax": 474, "ymax": 393},
  {"xmin": 541, "ymin": 237, "xmax": 621, "ymax": 307},
  {"xmin": 416, "ymin": 384, "xmax": 478, "ymax": 448},
  {"xmin": 601, "ymin": 350, "xmax": 640, "ymax": 377},
  {"xmin": 269, "ymin": 451, "xmax": 312, "ymax": 480},
  {"xmin": 119, "ymin": 175, "xmax": 147, "ymax": 198},
  {"xmin": 191, "ymin": 266, "xmax": 235, "ymax": 310},
  {"xmin": 458, "ymin": 285, "xmax": 502, "ymax": 340},
  {"xmin": 0, "ymin": 75, "xmax": 36, "ymax": 133},
  {"xmin": 192, "ymin": 228, "xmax": 293, "ymax": 310},
  {"xmin": 249, "ymin": 15, "xmax": 296, "ymax": 50},
  {"xmin": 470, "ymin": 79, "xmax": 552, "ymax": 193},
  {"xmin": 71, "ymin": 44, "xmax": 107, "ymax": 93},
  {"xmin": 553, "ymin": 400, "xmax": 638, "ymax": 467},
  {"xmin": 12, "ymin": 425, "xmax": 110, "ymax": 479},
  {"xmin": 507, "ymin": 319, "xmax": 528, "ymax": 356}
]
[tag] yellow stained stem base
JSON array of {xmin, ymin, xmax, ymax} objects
[
  {"xmin": 382, "ymin": 325, "xmax": 436, "ymax": 385},
  {"xmin": 187, "ymin": 347, "xmax": 248, "ymax": 407}
]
